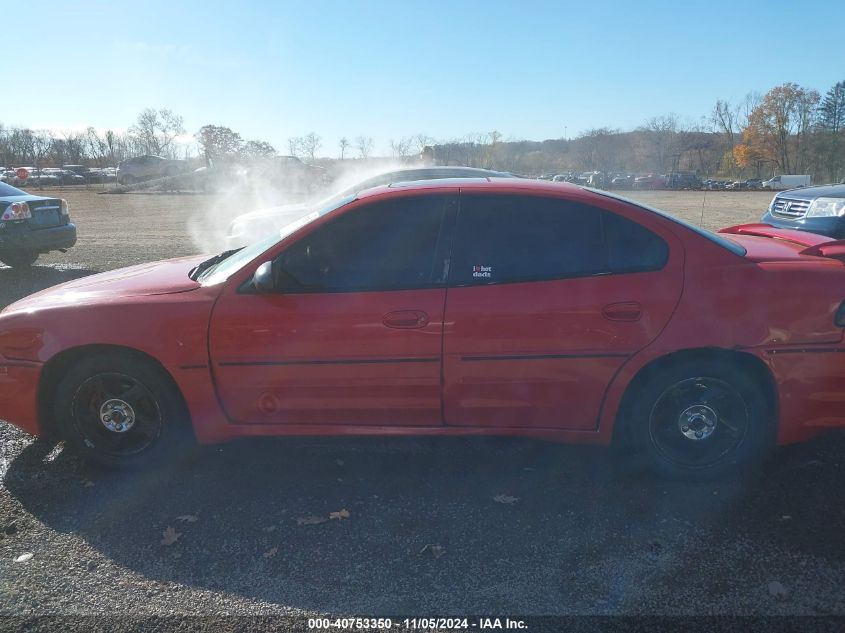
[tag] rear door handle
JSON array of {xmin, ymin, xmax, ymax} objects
[
  {"xmin": 602, "ymin": 302, "xmax": 642, "ymax": 322},
  {"xmin": 383, "ymin": 310, "xmax": 429, "ymax": 329}
]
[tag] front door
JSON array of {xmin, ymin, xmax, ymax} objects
[
  {"xmin": 442, "ymin": 193, "xmax": 684, "ymax": 430},
  {"xmin": 209, "ymin": 194, "xmax": 457, "ymax": 426}
]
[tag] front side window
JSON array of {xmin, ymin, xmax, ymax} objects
[
  {"xmin": 276, "ymin": 195, "xmax": 454, "ymax": 292},
  {"xmin": 450, "ymin": 194, "xmax": 667, "ymax": 286}
]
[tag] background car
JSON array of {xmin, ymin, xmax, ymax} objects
[
  {"xmin": 117, "ymin": 155, "xmax": 190, "ymax": 185},
  {"xmin": 0, "ymin": 181, "xmax": 77, "ymax": 267},
  {"xmin": 761, "ymin": 184, "xmax": 845, "ymax": 238},
  {"xmin": 633, "ymin": 174, "xmax": 667, "ymax": 190},
  {"xmin": 225, "ymin": 165, "xmax": 516, "ymax": 248}
]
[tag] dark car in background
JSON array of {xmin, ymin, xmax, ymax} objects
[
  {"xmin": 117, "ymin": 155, "xmax": 189, "ymax": 185},
  {"xmin": 760, "ymin": 184, "xmax": 845, "ymax": 238},
  {"xmin": 666, "ymin": 171, "xmax": 701, "ymax": 190},
  {"xmin": 0, "ymin": 182, "xmax": 76, "ymax": 267}
]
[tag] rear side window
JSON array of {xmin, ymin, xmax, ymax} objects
[
  {"xmin": 603, "ymin": 209, "xmax": 669, "ymax": 273},
  {"xmin": 450, "ymin": 195, "xmax": 667, "ymax": 286},
  {"xmin": 276, "ymin": 195, "xmax": 454, "ymax": 292}
]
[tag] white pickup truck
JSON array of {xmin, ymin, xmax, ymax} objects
[{"xmin": 762, "ymin": 174, "xmax": 812, "ymax": 190}]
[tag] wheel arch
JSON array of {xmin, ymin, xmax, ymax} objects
[
  {"xmin": 611, "ymin": 347, "xmax": 778, "ymax": 445},
  {"xmin": 37, "ymin": 343, "xmax": 190, "ymax": 436}
]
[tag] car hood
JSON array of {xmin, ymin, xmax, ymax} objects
[
  {"xmin": 3, "ymin": 255, "xmax": 209, "ymax": 314},
  {"xmin": 776, "ymin": 184, "xmax": 845, "ymax": 200}
]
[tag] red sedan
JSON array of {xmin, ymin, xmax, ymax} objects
[{"xmin": 2, "ymin": 179, "xmax": 845, "ymax": 478}]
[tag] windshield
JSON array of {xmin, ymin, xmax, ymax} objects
[{"xmin": 199, "ymin": 194, "xmax": 356, "ymax": 285}]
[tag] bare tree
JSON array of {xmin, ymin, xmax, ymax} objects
[
  {"xmin": 287, "ymin": 137, "xmax": 303, "ymax": 159},
  {"xmin": 355, "ymin": 136, "xmax": 374, "ymax": 159},
  {"xmin": 339, "ymin": 137, "xmax": 350, "ymax": 159},
  {"xmin": 390, "ymin": 137, "xmax": 413, "ymax": 160},
  {"xmin": 301, "ymin": 132, "xmax": 322, "ymax": 163},
  {"xmin": 128, "ymin": 108, "xmax": 185, "ymax": 157}
]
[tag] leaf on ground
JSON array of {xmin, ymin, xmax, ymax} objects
[
  {"xmin": 262, "ymin": 525, "xmax": 277, "ymax": 533},
  {"xmin": 14, "ymin": 553, "xmax": 33, "ymax": 563},
  {"xmin": 296, "ymin": 515, "xmax": 328, "ymax": 526},
  {"xmin": 176, "ymin": 515, "xmax": 198, "ymax": 523},
  {"xmin": 768, "ymin": 581, "xmax": 790, "ymax": 601},
  {"xmin": 160, "ymin": 526, "xmax": 181, "ymax": 546},
  {"xmin": 420, "ymin": 544, "xmax": 446, "ymax": 559},
  {"xmin": 335, "ymin": 459, "xmax": 345, "ymax": 467},
  {"xmin": 83, "ymin": 480, "xmax": 95, "ymax": 488},
  {"xmin": 263, "ymin": 547, "xmax": 278, "ymax": 559},
  {"xmin": 329, "ymin": 509, "xmax": 350, "ymax": 520},
  {"xmin": 493, "ymin": 494, "xmax": 520, "ymax": 504}
]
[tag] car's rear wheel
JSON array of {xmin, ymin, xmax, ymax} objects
[
  {"xmin": 0, "ymin": 250, "xmax": 40, "ymax": 268},
  {"xmin": 54, "ymin": 352, "xmax": 192, "ymax": 468},
  {"xmin": 623, "ymin": 359, "xmax": 773, "ymax": 479}
]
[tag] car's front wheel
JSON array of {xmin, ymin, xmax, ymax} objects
[
  {"xmin": 623, "ymin": 359, "xmax": 773, "ymax": 479},
  {"xmin": 0, "ymin": 250, "xmax": 40, "ymax": 268},
  {"xmin": 54, "ymin": 352, "xmax": 192, "ymax": 468}
]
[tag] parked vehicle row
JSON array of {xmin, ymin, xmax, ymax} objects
[{"xmin": 0, "ymin": 165, "xmax": 117, "ymax": 186}]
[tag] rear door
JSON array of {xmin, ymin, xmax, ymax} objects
[{"xmin": 442, "ymin": 192, "xmax": 684, "ymax": 430}]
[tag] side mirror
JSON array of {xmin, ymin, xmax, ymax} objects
[{"xmin": 253, "ymin": 261, "xmax": 275, "ymax": 293}]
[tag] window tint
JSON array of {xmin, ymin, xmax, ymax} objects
[
  {"xmin": 276, "ymin": 195, "xmax": 453, "ymax": 292},
  {"xmin": 450, "ymin": 195, "xmax": 666, "ymax": 285},
  {"xmin": 603, "ymin": 209, "xmax": 669, "ymax": 272}
]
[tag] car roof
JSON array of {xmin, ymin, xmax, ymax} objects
[{"xmin": 357, "ymin": 177, "xmax": 584, "ymax": 199}]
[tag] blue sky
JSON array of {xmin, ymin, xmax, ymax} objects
[{"xmin": 3, "ymin": 0, "xmax": 843, "ymax": 156}]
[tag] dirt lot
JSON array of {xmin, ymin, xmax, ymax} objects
[{"xmin": 1, "ymin": 188, "xmax": 844, "ymax": 624}]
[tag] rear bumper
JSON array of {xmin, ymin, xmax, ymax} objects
[
  {"xmin": 761, "ymin": 213, "xmax": 845, "ymax": 239},
  {"xmin": 0, "ymin": 223, "xmax": 77, "ymax": 253},
  {"xmin": 0, "ymin": 359, "xmax": 42, "ymax": 436}
]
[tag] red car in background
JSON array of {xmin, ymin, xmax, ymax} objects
[{"xmin": 2, "ymin": 178, "xmax": 845, "ymax": 478}]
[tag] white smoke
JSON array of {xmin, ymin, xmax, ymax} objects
[{"xmin": 187, "ymin": 158, "xmax": 409, "ymax": 254}]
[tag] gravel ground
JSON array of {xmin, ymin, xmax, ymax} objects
[{"xmin": 1, "ymin": 188, "xmax": 843, "ymax": 625}]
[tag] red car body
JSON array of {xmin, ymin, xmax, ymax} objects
[{"xmin": 2, "ymin": 179, "xmax": 845, "ymax": 468}]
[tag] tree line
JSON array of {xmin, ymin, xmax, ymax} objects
[{"xmin": 2, "ymin": 80, "xmax": 842, "ymax": 180}]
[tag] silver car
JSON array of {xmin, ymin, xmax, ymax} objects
[{"xmin": 224, "ymin": 166, "xmax": 515, "ymax": 249}]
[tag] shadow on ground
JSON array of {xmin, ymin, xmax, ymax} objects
[
  {"xmin": 4, "ymin": 433, "xmax": 844, "ymax": 615},
  {"xmin": 0, "ymin": 265, "xmax": 98, "ymax": 308}
]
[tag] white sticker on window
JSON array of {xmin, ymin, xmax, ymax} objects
[{"xmin": 472, "ymin": 265, "xmax": 492, "ymax": 279}]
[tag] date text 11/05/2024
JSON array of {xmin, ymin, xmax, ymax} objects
[{"xmin": 308, "ymin": 618, "xmax": 528, "ymax": 630}]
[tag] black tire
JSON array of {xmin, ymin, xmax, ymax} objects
[
  {"xmin": 0, "ymin": 250, "xmax": 39, "ymax": 268},
  {"xmin": 53, "ymin": 352, "xmax": 193, "ymax": 469},
  {"xmin": 622, "ymin": 358, "xmax": 773, "ymax": 479}
]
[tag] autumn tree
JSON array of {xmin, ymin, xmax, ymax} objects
[
  {"xmin": 744, "ymin": 83, "xmax": 819, "ymax": 173},
  {"xmin": 240, "ymin": 139, "xmax": 276, "ymax": 160},
  {"xmin": 196, "ymin": 125, "xmax": 243, "ymax": 165}
]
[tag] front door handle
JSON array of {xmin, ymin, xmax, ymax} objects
[
  {"xmin": 602, "ymin": 302, "xmax": 642, "ymax": 322},
  {"xmin": 383, "ymin": 310, "xmax": 429, "ymax": 329}
]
